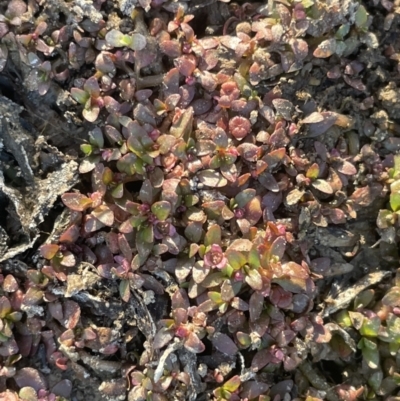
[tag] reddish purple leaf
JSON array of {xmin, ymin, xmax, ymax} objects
[
  {"xmin": 184, "ymin": 332, "xmax": 205, "ymax": 354},
  {"xmin": 212, "ymin": 332, "xmax": 238, "ymax": 355},
  {"xmin": 251, "ymin": 349, "xmax": 272, "ymax": 371},
  {"xmin": 63, "ymin": 300, "xmax": 81, "ymax": 329},
  {"xmin": 61, "ymin": 193, "xmax": 92, "ymax": 211}
]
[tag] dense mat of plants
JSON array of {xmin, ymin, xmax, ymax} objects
[{"xmin": 1, "ymin": 0, "xmax": 400, "ymax": 400}]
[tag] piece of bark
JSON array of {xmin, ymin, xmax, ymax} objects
[{"xmin": 322, "ymin": 271, "xmax": 391, "ymax": 317}]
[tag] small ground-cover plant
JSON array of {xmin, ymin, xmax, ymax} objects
[{"xmin": 1, "ymin": 0, "xmax": 400, "ymax": 400}]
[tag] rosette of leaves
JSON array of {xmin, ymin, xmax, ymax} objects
[
  {"xmin": 334, "ymin": 271, "xmax": 400, "ymax": 398},
  {"xmin": 213, "ymin": 375, "xmax": 274, "ymax": 401},
  {"xmin": 59, "ymin": 184, "xmax": 116, "ymax": 236},
  {"xmin": 80, "ymin": 128, "xmax": 122, "ymax": 173},
  {"xmin": 0, "ymin": 296, "xmax": 22, "ymax": 343},
  {"xmin": 120, "ymin": 180, "xmax": 178, "ymax": 262},
  {"xmin": 235, "ymin": 224, "xmax": 311, "ymax": 311},
  {"xmin": 377, "ymin": 155, "xmax": 400, "ymax": 243},
  {"xmin": 313, "ymin": 4, "xmax": 370, "ymax": 60},
  {"xmin": 105, "ymin": 29, "xmax": 146, "ymax": 51},
  {"xmin": 116, "ymin": 119, "xmax": 169, "ymax": 177},
  {"xmin": 240, "ymin": 305, "xmax": 308, "ymax": 373},
  {"xmin": 189, "ymin": 224, "xmax": 298, "ymax": 301},
  {"xmin": 39, "ymin": 244, "xmax": 76, "ymax": 274},
  {"xmin": 129, "ymin": 367, "xmax": 175, "ymax": 401},
  {"xmin": 17, "ymin": 21, "xmax": 54, "ymax": 56},
  {"xmin": 195, "ymin": 130, "xmax": 237, "ymax": 185},
  {"xmin": 230, "ymin": 189, "xmax": 262, "ymax": 234},
  {"xmin": 71, "ymin": 76, "xmax": 119, "ymax": 122},
  {"xmin": 209, "ymin": 129, "xmax": 239, "ymax": 180},
  {"xmin": 153, "ymin": 289, "xmax": 208, "ymax": 354},
  {"xmin": 286, "ymin": 163, "xmax": 333, "ymax": 207},
  {"xmin": 24, "ymin": 54, "xmax": 53, "ymax": 96},
  {"xmin": 19, "ymin": 269, "xmax": 53, "ymax": 312},
  {"xmin": 213, "ymin": 375, "xmax": 241, "ymax": 401},
  {"xmin": 201, "ymin": 189, "xmax": 262, "ymax": 234}
]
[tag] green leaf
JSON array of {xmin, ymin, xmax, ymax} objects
[
  {"xmin": 349, "ymin": 311, "xmax": 364, "ymax": 330},
  {"xmin": 61, "ymin": 193, "xmax": 92, "ymax": 211},
  {"xmin": 184, "ymin": 194, "xmax": 199, "ymax": 208},
  {"xmin": 223, "ymin": 375, "xmax": 241, "ymax": 392},
  {"xmin": 40, "ymin": 244, "xmax": 59, "ymax": 260},
  {"xmin": 201, "ymin": 272, "xmax": 225, "ymax": 288},
  {"xmin": 235, "ymin": 189, "xmax": 256, "ymax": 208},
  {"xmin": 89, "ymin": 129, "xmax": 104, "ymax": 148},
  {"xmin": 129, "ymin": 33, "xmax": 147, "ymax": 51},
  {"xmin": 301, "ymin": 0, "xmax": 314, "ymax": 8},
  {"xmin": 209, "ymin": 155, "xmax": 222, "ymax": 169},
  {"xmin": 226, "ymin": 250, "xmax": 246, "ymax": 270},
  {"xmin": 130, "ymin": 215, "xmax": 148, "ymax": 228},
  {"xmin": 105, "ymin": 29, "xmax": 128, "ymax": 47},
  {"xmin": 387, "ymin": 314, "xmax": 400, "ymax": 341},
  {"xmin": 236, "ymin": 332, "xmax": 251, "ymax": 347},
  {"xmin": 306, "ymin": 163, "xmax": 320, "ymax": 180},
  {"xmin": 208, "ymin": 292, "xmax": 223, "ymax": 304},
  {"xmin": 82, "ymin": 103, "xmax": 100, "ymax": 123},
  {"xmin": 127, "ymin": 134, "xmax": 145, "ymax": 154},
  {"xmin": 382, "ymin": 287, "xmax": 400, "ymax": 307},
  {"xmin": 355, "ymin": 5, "xmax": 368, "ymax": 29},
  {"xmin": 360, "ymin": 316, "xmax": 381, "ymax": 337},
  {"xmin": 184, "ymin": 222, "xmax": 203, "ymax": 243},
  {"xmin": 111, "ymin": 183, "xmax": 124, "ymax": 199},
  {"xmin": 368, "ymin": 371, "xmax": 383, "ymax": 393},
  {"xmin": 0, "ymin": 296, "xmax": 12, "ymax": 318},
  {"xmin": 335, "ymin": 310, "xmax": 352, "ymax": 328},
  {"xmin": 221, "ymin": 153, "xmax": 237, "ymax": 166},
  {"xmin": 362, "ymin": 347, "xmax": 380, "ymax": 369},
  {"xmin": 394, "ymin": 155, "xmax": 400, "ymax": 177},
  {"xmin": 354, "ymin": 289, "xmax": 374, "ymax": 309},
  {"xmin": 214, "ymin": 130, "xmax": 228, "ymax": 148},
  {"xmin": 245, "ymin": 269, "xmax": 263, "ymax": 291},
  {"xmin": 362, "ymin": 337, "xmax": 377, "ymax": 350},
  {"xmin": 80, "ymin": 143, "xmax": 93, "ymax": 155},
  {"xmin": 139, "ymin": 180, "xmax": 153, "ymax": 204},
  {"xmin": 197, "ymin": 169, "xmax": 227, "ymax": 188},
  {"xmin": 91, "ymin": 205, "xmax": 114, "ymax": 226},
  {"xmin": 141, "ymin": 224, "xmax": 154, "ymax": 243},
  {"xmin": 213, "ymin": 388, "xmax": 224, "ymax": 399},
  {"xmin": 71, "ymin": 88, "xmax": 90, "ymax": 105},
  {"xmin": 136, "ymin": 230, "xmax": 153, "ymax": 260},
  {"xmin": 157, "ymin": 134, "xmax": 176, "ymax": 154},
  {"xmin": 273, "ymin": 277, "xmax": 306, "ymax": 293},
  {"xmin": 19, "ymin": 387, "xmax": 38, "ymax": 401},
  {"xmin": 205, "ymin": 225, "xmax": 221, "ymax": 247},
  {"xmin": 247, "ymin": 247, "xmax": 260, "ymax": 269},
  {"xmin": 170, "ymin": 107, "xmax": 193, "ymax": 139},
  {"xmin": 220, "ymin": 279, "xmax": 235, "ymax": 301},
  {"xmin": 119, "ymin": 279, "xmax": 130, "ymax": 302},
  {"xmin": 203, "ymin": 200, "xmax": 225, "ymax": 219},
  {"xmin": 151, "ymin": 201, "xmax": 171, "ymax": 221},
  {"xmin": 336, "ymin": 24, "xmax": 350, "ymax": 40},
  {"xmin": 390, "ymin": 192, "xmax": 400, "ymax": 212},
  {"xmin": 117, "ymin": 153, "xmax": 138, "ymax": 175}
]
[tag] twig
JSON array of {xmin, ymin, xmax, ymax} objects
[
  {"xmin": 322, "ymin": 270, "xmax": 391, "ymax": 317},
  {"xmin": 299, "ymin": 360, "xmax": 340, "ymax": 401},
  {"xmin": 153, "ymin": 340, "xmax": 182, "ymax": 383}
]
